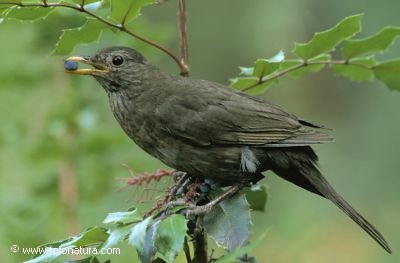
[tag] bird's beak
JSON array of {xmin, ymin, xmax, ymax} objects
[{"xmin": 65, "ymin": 56, "xmax": 108, "ymax": 75}]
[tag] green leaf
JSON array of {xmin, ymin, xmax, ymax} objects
[
  {"xmin": 103, "ymin": 208, "xmax": 142, "ymax": 225},
  {"xmin": 103, "ymin": 224, "xmax": 132, "ymax": 248},
  {"xmin": 138, "ymin": 220, "xmax": 160, "ymax": 263},
  {"xmin": 252, "ymin": 51, "xmax": 285, "ymax": 78},
  {"xmin": 294, "ymin": 14, "xmax": 363, "ymax": 59},
  {"xmin": 331, "ymin": 56, "xmax": 375, "ymax": 82},
  {"xmin": 215, "ymin": 231, "xmax": 268, "ymax": 263},
  {"xmin": 230, "ymin": 77, "xmax": 259, "ymax": 89},
  {"xmin": 24, "ymin": 248, "xmax": 60, "ymax": 263},
  {"xmin": 239, "ymin": 67, "xmax": 254, "ymax": 76},
  {"xmin": 230, "ymin": 78, "xmax": 275, "ymax": 95},
  {"xmin": 129, "ymin": 216, "xmax": 154, "ymax": 254},
  {"xmin": 373, "ymin": 60, "xmax": 400, "ymax": 90},
  {"xmin": 342, "ymin": 27, "xmax": 400, "ymax": 59},
  {"xmin": 243, "ymin": 184, "xmax": 268, "ymax": 212},
  {"xmin": 52, "ymin": 18, "xmax": 105, "ymax": 55},
  {"xmin": 25, "ymin": 227, "xmax": 108, "ymax": 263},
  {"xmin": 154, "ymin": 214, "xmax": 187, "ymax": 263},
  {"xmin": 110, "ymin": 0, "xmax": 155, "ymax": 24},
  {"xmin": 6, "ymin": 6, "xmax": 54, "ymax": 21},
  {"xmin": 71, "ymin": 226, "xmax": 109, "ymax": 247},
  {"xmin": 204, "ymin": 193, "xmax": 251, "ymax": 251}
]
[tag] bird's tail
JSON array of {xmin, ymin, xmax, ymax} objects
[{"xmin": 268, "ymin": 147, "xmax": 392, "ymax": 253}]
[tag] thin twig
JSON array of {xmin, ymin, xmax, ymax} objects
[
  {"xmin": 241, "ymin": 60, "xmax": 373, "ymax": 92},
  {"xmin": 187, "ymin": 185, "xmax": 241, "ymax": 216},
  {"xmin": 177, "ymin": 0, "xmax": 190, "ymax": 76},
  {"xmin": 0, "ymin": 2, "xmax": 186, "ymax": 74}
]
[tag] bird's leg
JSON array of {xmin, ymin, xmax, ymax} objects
[{"xmin": 186, "ymin": 185, "xmax": 241, "ymax": 216}]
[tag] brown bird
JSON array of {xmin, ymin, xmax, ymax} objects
[{"xmin": 65, "ymin": 46, "xmax": 391, "ymax": 253}]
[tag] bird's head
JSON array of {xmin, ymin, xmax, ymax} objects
[{"xmin": 65, "ymin": 46, "xmax": 148, "ymax": 92}]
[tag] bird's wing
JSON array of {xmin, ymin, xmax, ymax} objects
[{"xmin": 155, "ymin": 78, "xmax": 332, "ymax": 147}]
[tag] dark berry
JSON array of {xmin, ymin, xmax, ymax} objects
[{"xmin": 64, "ymin": 60, "xmax": 78, "ymax": 71}]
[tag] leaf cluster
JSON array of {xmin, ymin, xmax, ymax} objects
[
  {"xmin": 24, "ymin": 185, "xmax": 268, "ymax": 263},
  {"xmin": 231, "ymin": 14, "xmax": 400, "ymax": 93}
]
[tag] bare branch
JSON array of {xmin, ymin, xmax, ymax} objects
[{"xmin": 177, "ymin": 0, "xmax": 190, "ymax": 76}]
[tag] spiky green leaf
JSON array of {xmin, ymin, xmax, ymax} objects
[
  {"xmin": 294, "ymin": 14, "xmax": 363, "ymax": 59},
  {"xmin": 373, "ymin": 60, "xmax": 400, "ymax": 90},
  {"xmin": 342, "ymin": 27, "xmax": 400, "ymax": 59},
  {"xmin": 331, "ymin": 57, "xmax": 375, "ymax": 82},
  {"xmin": 243, "ymin": 184, "xmax": 268, "ymax": 212},
  {"xmin": 103, "ymin": 208, "xmax": 142, "ymax": 225},
  {"xmin": 215, "ymin": 231, "xmax": 268, "ymax": 263},
  {"xmin": 154, "ymin": 215, "xmax": 187, "ymax": 263},
  {"xmin": 52, "ymin": 18, "xmax": 105, "ymax": 55},
  {"xmin": 204, "ymin": 193, "xmax": 251, "ymax": 251},
  {"xmin": 6, "ymin": 6, "xmax": 54, "ymax": 21},
  {"xmin": 110, "ymin": 0, "xmax": 155, "ymax": 24}
]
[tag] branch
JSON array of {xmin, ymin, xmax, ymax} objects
[
  {"xmin": 186, "ymin": 185, "xmax": 240, "ymax": 216},
  {"xmin": 192, "ymin": 216, "xmax": 207, "ymax": 263},
  {"xmin": 177, "ymin": 0, "xmax": 190, "ymax": 76},
  {"xmin": 241, "ymin": 59, "xmax": 373, "ymax": 92},
  {"xmin": 0, "ymin": 2, "xmax": 187, "ymax": 74}
]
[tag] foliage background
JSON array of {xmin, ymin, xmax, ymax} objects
[{"xmin": 0, "ymin": 0, "xmax": 399, "ymax": 262}]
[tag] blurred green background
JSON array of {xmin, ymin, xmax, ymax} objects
[{"xmin": 0, "ymin": 0, "xmax": 399, "ymax": 262}]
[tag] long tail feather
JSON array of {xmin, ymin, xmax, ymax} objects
[
  {"xmin": 303, "ymin": 166, "xmax": 392, "ymax": 253},
  {"xmin": 267, "ymin": 146, "xmax": 392, "ymax": 253}
]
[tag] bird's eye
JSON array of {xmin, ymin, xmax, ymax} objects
[{"xmin": 112, "ymin": 56, "xmax": 124, "ymax": 66}]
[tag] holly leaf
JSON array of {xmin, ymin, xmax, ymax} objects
[
  {"xmin": 52, "ymin": 18, "xmax": 106, "ymax": 55},
  {"xmin": 252, "ymin": 51, "xmax": 285, "ymax": 78},
  {"xmin": 373, "ymin": 60, "xmax": 400, "ymax": 90},
  {"xmin": 103, "ymin": 224, "xmax": 132, "ymax": 249},
  {"xmin": 215, "ymin": 231, "xmax": 268, "ymax": 263},
  {"xmin": 70, "ymin": 226, "xmax": 109, "ymax": 247},
  {"xmin": 230, "ymin": 77, "xmax": 259, "ymax": 90},
  {"xmin": 129, "ymin": 216, "xmax": 154, "ymax": 255},
  {"xmin": 342, "ymin": 27, "xmax": 400, "ymax": 59},
  {"xmin": 103, "ymin": 208, "xmax": 142, "ymax": 225},
  {"xmin": 6, "ymin": 6, "xmax": 54, "ymax": 21},
  {"xmin": 294, "ymin": 14, "xmax": 363, "ymax": 59},
  {"xmin": 138, "ymin": 220, "xmax": 161, "ymax": 263},
  {"xmin": 154, "ymin": 215, "xmax": 187, "ymax": 263},
  {"xmin": 239, "ymin": 67, "xmax": 254, "ymax": 76},
  {"xmin": 25, "ymin": 227, "xmax": 109, "ymax": 263},
  {"xmin": 110, "ymin": 0, "xmax": 155, "ymax": 24},
  {"xmin": 204, "ymin": 193, "xmax": 251, "ymax": 251},
  {"xmin": 230, "ymin": 78, "xmax": 275, "ymax": 95},
  {"xmin": 243, "ymin": 184, "xmax": 268, "ymax": 212},
  {"xmin": 331, "ymin": 56, "xmax": 376, "ymax": 82}
]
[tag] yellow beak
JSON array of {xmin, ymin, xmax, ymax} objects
[{"xmin": 65, "ymin": 56, "xmax": 108, "ymax": 75}]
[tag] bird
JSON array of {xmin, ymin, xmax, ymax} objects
[{"xmin": 65, "ymin": 46, "xmax": 391, "ymax": 253}]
